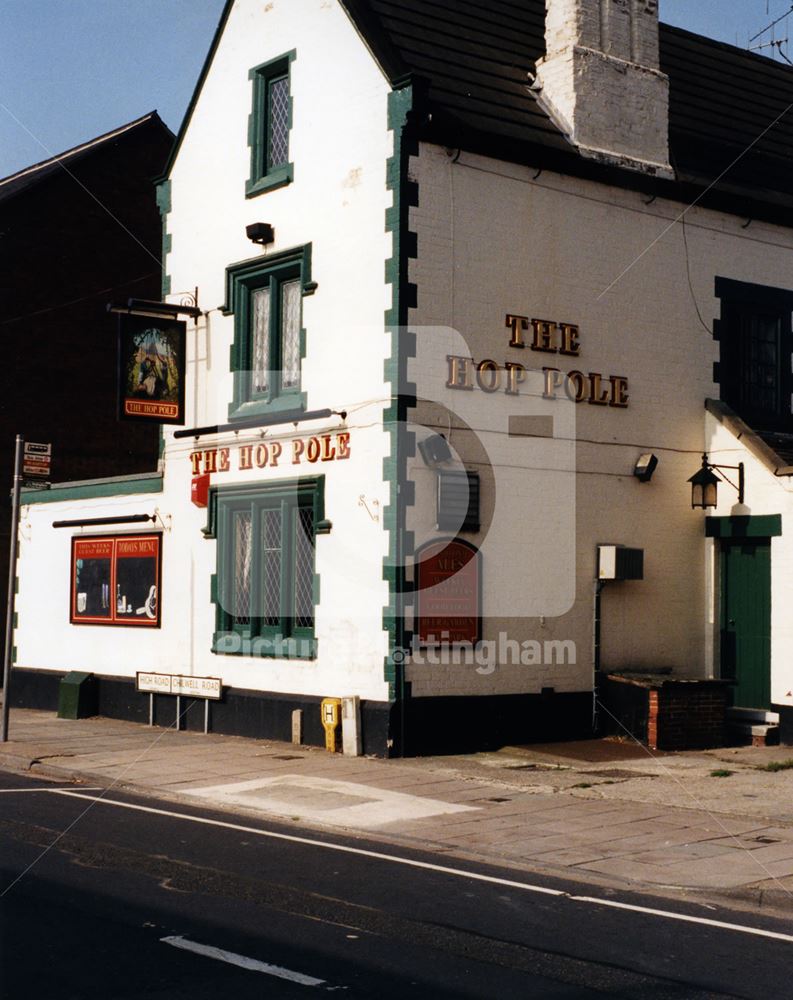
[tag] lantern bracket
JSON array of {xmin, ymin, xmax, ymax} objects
[
  {"xmin": 707, "ymin": 457, "xmax": 745, "ymax": 505},
  {"xmin": 689, "ymin": 453, "xmax": 745, "ymax": 509}
]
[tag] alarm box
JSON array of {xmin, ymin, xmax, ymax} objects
[
  {"xmin": 191, "ymin": 474, "xmax": 210, "ymax": 508},
  {"xmin": 598, "ymin": 545, "xmax": 644, "ymax": 580}
]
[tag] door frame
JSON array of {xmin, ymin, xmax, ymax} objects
[{"xmin": 707, "ymin": 515, "xmax": 780, "ymax": 710}]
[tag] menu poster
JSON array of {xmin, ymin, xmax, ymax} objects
[
  {"xmin": 71, "ymin": 539, "xmax": 113, "ymax": 622},
  {"xmin": 415, "ymin": 538, "xmax": 481, "ymax": 646},
  {"xmin": 71, "ymin": 534, "xmax": 161, "ymax": 627}
]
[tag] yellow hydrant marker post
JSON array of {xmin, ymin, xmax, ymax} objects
[{"xmin": 321, "ymin": 697, "xmax": 341, "ymax": 752}]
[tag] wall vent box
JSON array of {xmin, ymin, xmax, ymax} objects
[
  {"xmin": 437, "ymin": 470, "xmax": 480, "ymax": 532},
  {"xmin": 418, "ymin": 433, "xmax": 452, "ymax": 466},
  {"xmin": 598, "ymin": 545, "xmax": 644, "ymax": 580}
]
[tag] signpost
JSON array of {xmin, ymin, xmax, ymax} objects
[
  {"xmin": 1, "ymin": 436, "xmax": 24, "ymax": 741},
  {"xmin": 22, "ymin": 441, "xmax": 51, "ymax": 491}
]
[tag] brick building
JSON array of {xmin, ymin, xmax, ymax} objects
[{"xmin": 0, "ymin": 112, "xmax": 173, "ymax": 614}]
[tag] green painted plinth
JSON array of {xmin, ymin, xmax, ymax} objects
[{"xmin": 57, "ymin": 671, "xmax": 97, "ymax": 720}]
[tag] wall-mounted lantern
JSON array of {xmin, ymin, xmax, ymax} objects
[
  {"xmin": 688, "ymin": 453, "xmax": 744, "ymax": 509},
  {"xmin": 246, "ymin": 222, "xmax": 275, "ymax": 246}
]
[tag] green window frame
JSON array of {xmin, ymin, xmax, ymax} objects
[
  {"xmin": 246, "ymin": 50, "xmax": 296, "ymax": 197},
  {"xmin": 715, "ymin": 277, "xmax": 793, "ymax": 432},
  {"xmin": 223, "ymin": 245, "xmax": 315, "ymax": 420},
  {"xmin": 207, "ymin": 476, "xmax": 329, "ymax": 659}
]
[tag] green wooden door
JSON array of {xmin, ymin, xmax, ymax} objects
[{"xmin": 720, "ymin": 539, "xmax": 771, "ymax": 709}]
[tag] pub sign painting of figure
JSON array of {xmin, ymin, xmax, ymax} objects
[{"xmin": 118, "ymin": 314, "xmax": 186, "ymax": 424}]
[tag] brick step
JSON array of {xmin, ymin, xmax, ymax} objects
[
  {"xmin": 727, "ymin": 721, "xmax": 780, "ymax": 747},
  {"xmin": 727, "ymin": 706, "xmax": 779, "ymax": 725}
]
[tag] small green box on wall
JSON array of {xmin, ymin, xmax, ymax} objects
[{"xmin": 57, "ymin": 671, "xmax": 97, "ymax": 720}]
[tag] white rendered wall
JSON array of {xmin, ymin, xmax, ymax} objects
[
  {"xmin": 406, "ymin": 142, "xmax": 793, "ymax": 698},
  {"xmin": 15, "ymin": 0, "xmax": 395, "ymax": 703},
  {"xmin": 16, "ymin": 491, "xmax": 172, "ymax": 677},
  {"xmin": 705, "ymin": 413, "xmax": 793, "ymax": 711}
]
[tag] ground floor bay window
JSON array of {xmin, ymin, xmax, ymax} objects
[{"xmin": 208, "ymin": 476, "xmax": 327, "ymax": 658}]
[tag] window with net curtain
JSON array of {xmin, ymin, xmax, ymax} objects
[
  {"xmin": 210, "ymin": 478, "xmax": 324, "ymax": 659},
  {"xmin": 223, "ymin": 245, "xmax": 313, "ymax": 420},
  {"xmin": 251, "ymin": 274, "xmax": 301, "ymax": 398}
]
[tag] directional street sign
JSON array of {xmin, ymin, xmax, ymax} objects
[{"xmin": 23, "ymin": 442, "xmax": 51, "ymax": 479}]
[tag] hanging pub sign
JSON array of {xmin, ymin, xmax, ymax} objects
[
  {"xmin": 70, "ymin": 534, "xmax": 162, "ymax": 627},
  {"xmin": 117, "ymin": 314, "xmax": 186, "ymax": 424}
]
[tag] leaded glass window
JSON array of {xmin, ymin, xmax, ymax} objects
[
  {"xmin": 261, "ymin": 508, "xmax": 282, "ymax": 627},
  {"xmin": 212, "ymin": 480, "xmax": 323, "ymax": 658},
  {"xmin": 251, "ymin": 287, "xmax": 270, "ymax": 394},
  {"xmin": 245, "ymin": 271, "xmax": 302, "ymax": 402},
  {"xmin": 281, "ymin": 279, "xmax": 301, "ymax": 390},
  {"xmin": 740, "ymin": 314, "xmax": 780, "ymax": 416},
  {"xmin": 294, "ymin": 508, "xmax": 315, "ymax": 630},
  {"xmin": 268, "ymin": 75, "xmax": 289, "ymax": 170},
  {"xmin": 716, "ymin": 277, "xmax": 793, "ymax": 432},
  {"xmin": 232, "ymin": 511, "xmax": 252, "ymax": 626},
  {"xmin": 227, "ymin": 246, "xmax": 311, "ymax": 420},
  {"xmin": 247, "ymin": 52, "xmax": 294, "ymax": 198}
]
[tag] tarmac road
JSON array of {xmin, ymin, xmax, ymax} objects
[{"xmin": 0, "ymin": 769, "xmax": 791, "ymax": 999}]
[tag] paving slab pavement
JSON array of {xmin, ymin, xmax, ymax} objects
[{"xmin": 2, "ymin": 707, "xmax": 793, "ymax": 914}]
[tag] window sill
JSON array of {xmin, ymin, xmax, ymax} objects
[
  {"xmin": 228, "ymin": 392, "xmax": 307, "ymax": 423},
  {"xmin": 213, "ymin": 632, "xmax": 317, "ymax": 660},
  {"xmin": 246, "ymin": 164, "xmax": 293, "ymax": 198}
]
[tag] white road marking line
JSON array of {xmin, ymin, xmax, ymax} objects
[
  {"xmin": 0, "ymin": 787, "xmax": 103, "ymax": 793},
  {"xmin": 570, "ymin": 896, "xmax": 793, "ymax": 944},
  {"xmin": 160, "ymin": 935, "xmax": 325, "ymax": 986},
  {"xmin": 51, "ymin": 790, "xmax": 563, "ymax": 897},
  {"xmin": 52, "ymin": 790, "xmax": 793, "ymax": 945}
]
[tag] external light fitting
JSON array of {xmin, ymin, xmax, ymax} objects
[
  {"xmin": 418, "ymin": 433, "xmax": 453, "ymax": 467},
  {"xmin": 688, "ymin": 453, "xmax": 744, "ymax": 509},
  {"xmin": 246, "ymin": 222, "xmax": 275, "ymax": 245},
  {"xmin": 633, "ymin": 452, "xmax": 658, "ymax": 482}
]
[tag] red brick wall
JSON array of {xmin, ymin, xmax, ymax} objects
[{"xmin": 648, "ymin": 683, "xmax": 728, "ymax": 750}]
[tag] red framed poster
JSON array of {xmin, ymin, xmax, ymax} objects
[
  {"xmin": 71, "ymin": 534, "xmax": 161, "ymax": 627},
  {"xmin": 415, "ymin": 538, "xmax": 481, "ymax": 646}
]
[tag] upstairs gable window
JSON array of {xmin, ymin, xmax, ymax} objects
[
  {"xmin": 247, "ymin": 50, "xmax": 295, "ymax": 198},
  {"xmin": 267, "ymin": 74, "xmax": 290, "ymax": 169}
]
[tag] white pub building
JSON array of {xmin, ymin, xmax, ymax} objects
[{"xmin": 12, "ymin": 0, "xmax": 793, "ymax": 754}]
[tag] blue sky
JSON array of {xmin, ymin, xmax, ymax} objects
[{"xmin": 0, "ymin": 0, "xmax": 791, "ymax": 178}]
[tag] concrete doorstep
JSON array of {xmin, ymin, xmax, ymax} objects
[{"xmin": 2, "ymin": 707, "xmax": 793, "ymax": 916}]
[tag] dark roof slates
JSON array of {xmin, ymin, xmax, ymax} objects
[
  {"xmin": 373, "ymin": 0, "xmax": 541, "ymax": 41},
  {"xmin": 0, "ymin": 112, "xmax": 172, "ymax": 203},
  {"xmin": 389, "ymin": 40, "xmax": 538, "ymax": 105},
  {"xmin": 373, "ymin": 4, "xmax": 536, "ymax": 61}
]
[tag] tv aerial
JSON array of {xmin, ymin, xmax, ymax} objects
[{"xmin": 749, "ymin": 2, "xmax": 793, "ymax": 63}]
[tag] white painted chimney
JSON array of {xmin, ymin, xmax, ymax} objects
[{"xmin": 533, "ymin": 0, "xmax": 672, "ymax": 177}]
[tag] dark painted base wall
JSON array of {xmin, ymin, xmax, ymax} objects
[
  {"xmin": 777, "ymin": 705, "xmax": 793, "ymax": 746},
  {"xmin": 10, "ymin": 668, "xmax": 596, "ymax": 757},
  {"xmin": 402, "ymin": 690, "xmax": 594, "ymax": 756},
  {"xmin": 10, "ymin": 668, "xmax": 393, "ymax": 756}
]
